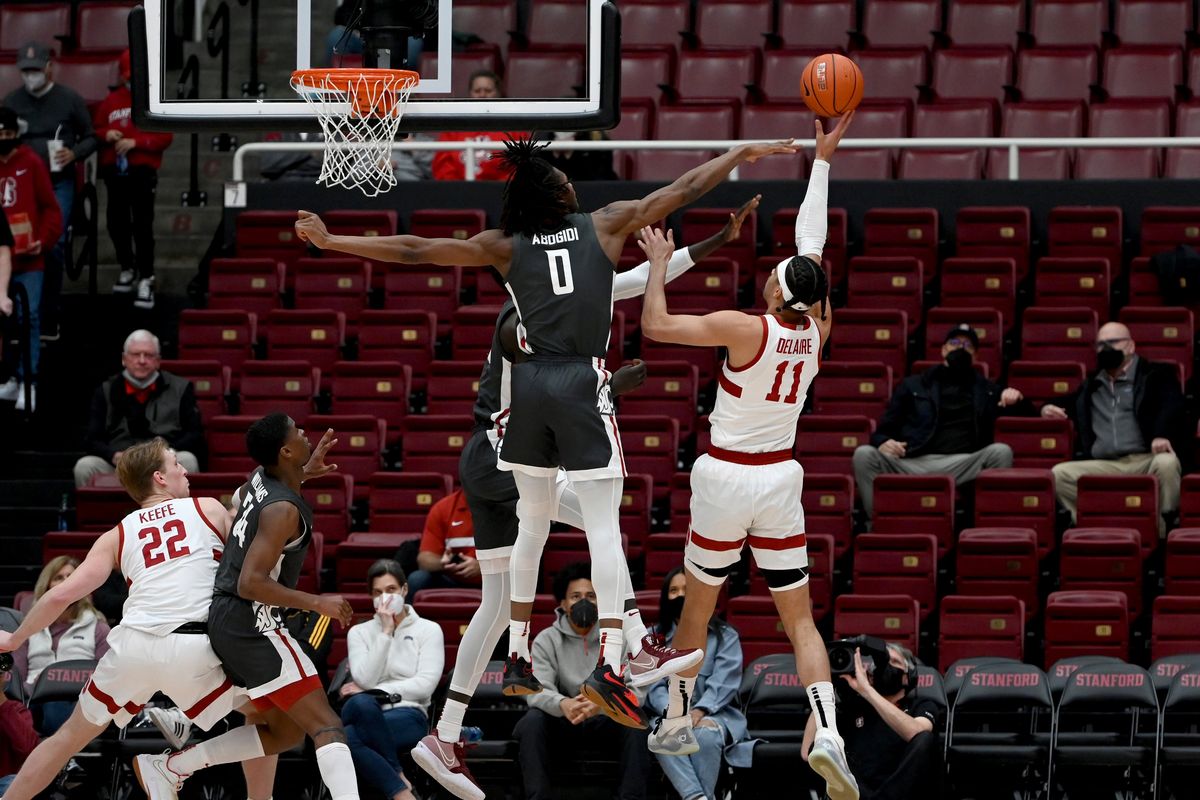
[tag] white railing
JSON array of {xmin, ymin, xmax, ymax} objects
[{"xmin": 228, "ymin": 136, "xmax": 1200, "ymax": 189}]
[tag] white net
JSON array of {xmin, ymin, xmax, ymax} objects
[{"xmin": 290, "ymin": 69, "xmax": 419, "ymax": 197}]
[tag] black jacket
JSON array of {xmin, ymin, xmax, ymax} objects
[
  {"xmin": 84, "ymin": 371, "xmax": 205, "ymax": 462},
  {"xmin": 1060, "ymin": 357, "xmax": 1187, "ymax": 462},
  {"xmin": 870, "ymin": 366, "xmax": 1029, "ymax": 456}
]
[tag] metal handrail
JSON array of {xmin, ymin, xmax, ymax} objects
[{"xmin": 230, "ymin": 136, "xmax": 1200, "ymax": 184}]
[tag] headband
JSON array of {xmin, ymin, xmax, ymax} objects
[{"xmin": 775, "ymin": 256, "xmax": 814, "ymax": 311}]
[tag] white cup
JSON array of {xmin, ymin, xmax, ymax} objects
[{"xmin": 46, "ymin": 139, "xmax": 63, "ymax": 172}]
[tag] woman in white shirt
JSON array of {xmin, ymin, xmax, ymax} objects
[{"xmin": 339, "ymin": 559, "xmax": 445, "ymax": 800}]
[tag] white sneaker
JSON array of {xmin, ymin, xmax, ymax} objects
[
  {"xmin": 14, "ymin": 383, "xmax": 35, "ymax": 412},
  {"xmin": 809, "ymin": 732, "xmax": 859, "ymax": 800},
  {"xmin": 0, "ymin": 378, "xmax": 16, "ymax": 401},
  {"xmin": 113, "ymin": 269, "xmax": 136, "ymax": 293},
  {"xmin": 133, "ymin": 752, "xmax": 187, "ymax": 800},
  {"xmin": 134, "ymin": 277, "xmax": 156, "ymax": 310},
  {"xmin": 647, "ymin": 714, "xmax": 700, "ymax": 756},
  {"xmin": 147, "ymin": 706, "xmax": 194, "ymax": 750}
]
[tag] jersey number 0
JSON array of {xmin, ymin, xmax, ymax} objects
[
  {"xmin": 547, "ymin": 249, "xmax": 574, "ymax": 295},
  {"xmin": 138, "ymin": 519, "xmax": 191, "ymax": 568}
]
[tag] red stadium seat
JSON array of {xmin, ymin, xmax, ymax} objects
[
  {"xmin": 368, "ymin": 472, "xmax": 454, "ymax": 533},
  {"xmin": 159, "ymin": 360, "xmax": 229, "ymax": 425},
  {"xmin": 619, "ymin": 361, "xmax": 700, "ymax": 439},
  {"xmin": 901, "ymin": 102, "xmax": 992, "ymax": 180},
  {"xmin": 829, "ymin": 101, "xmax": 908, "ymax": 179},
  {"xmin": 988, "ymin": 101, "xmax": 1084, "ymax": 180},
  {"xmin": 1044, "ymin": 590, "xmax": 1130, "ymax": 667},
  {"xmin": 777, "ymin": 0, "xmax": 854, "ymax": 51},
  {"xmin": 621, "ymin": 47, "xmax": 673, "ymax": 103},
  {"xmin": 1017, "ymin": 48, "xmax": 1097, "ymax": 102},
  {"xmin": 293, "ymin": 258, "xmax": 370, "ymax": 333},
  {"xmin": 954, "ymin": 206, "xmax": 1031, "ymax": 282},
  {"xmin": 206, "ymin": 415, "xmax": 260, "ymax": 473},
  {"xmin": 933, "ymin": 47, "xmax": 1013, "ymax": 104},
  {"xmin": 413, "ymin": 592, "xmax": 481, "ymax": 663},
  {"xmin": 417, "ymin": 48, "xmax": 502, "ymax": 97},
  {"xmin": 834, "ymin": 594, "xmax": 920, "ymax": 652},
  {"xmin": 938, "ymin": 594, "xmax": 1025, "ymax": 671},
  {"xmin": 306, "ymin": 415, "xmax": 386, "ymax": 500},
  {"xmin": 177, "ymin": 310, "xmax": 256, "ymax": 376},
  {"xmin": 238, "ymin": 361, "xmax": 318, "ymax": 423},
  {"xmin": 847, "ymin": 257, "xmax": 923, "ymax": 333},
  {"xmin": 1029, "ymin": 0, "xmax": 1105, "ymax": 47},
  {"xmin": 739, "ymin": 103, "xmax": 815, "ymax": 180},
  {"xmin": 524, "ymin": 0, "xmax": 588, "ymax": 46},
  {"xmin": 73, "ymin": 486, "xmax": 134, "ymax": 530},
  {"xmin": 1033, "ymin": 257, "xmax": 1111, "ymax": 318},
  {"xmin": 76, "ymin": 3, "xmax": 135, "ymax": 54},
  {"xmin": 1060, "ymin": 527, "xmax": 1144, "ymax": 618},
  {"xmin": 0, "ymin": 5, "xmax": 70, "ymax": 53},
  {"xmin": 336, "ymin": 533, "xmax": 421, "ymax": 591},
  {"xmin": 42, "ymin": 532, "xmax": 102, "ymax": 562},
  {"xmin": 1180, "ymin": 97, "xmax": 1200, "ymax": 178},
  {"xmin": 1047, "ymin": 206, "xmax": 1124, "ymax": 274},
  {"xmin": 810, "ymin": 361, "xmax": 893, "ymax": 418},
  {"xmin": 451, "ymin": 306, "xmax": 504, "ymax": 363},
  {"xmin": 619, "ymin": 474, "xmax": 654, "ymax": 557},
  {"xmin": 381, "ymin": 267, "xmax": 459, "ymax": 339},
  {"xmin": 505, "ymin": 50, "xmax": 584, "ymax": 98},
  {"xmin": 1119, "ymin": 306, "xmax": 1194, "ymax": 379},
  {"xmin": 618, "ymin": 0, "xmax": 690, "ymax": 50},
  {"xmin": 645, "ymin": 532, "xmax": 687, "ymax": 589},
  {"xmin": 873, "ymin": 474, "xmax": 956, "ymax": 558},
  {"xmin": 728, "ymin": 595, "xmax": 790, "ymax": 663},
  {"xmin": 208, "ymin": 258, "xmax": 283, "ymax": 318},
  {"xmin": 630, "ymin": 103, "xmax": 738, "ymax": 180},
  {"xmin": 426, "ymin": 361, "xmax": 487, "ymax": 419},
  {"xmin": 974, "ymin": 468, "xmax": 1058, "ymax": 558},
  {"xmin": 401, "ymin": 416, "xmax": 472, "ymax": 477},
  {"xmin": 683, "ymin": 209, "xmax": 758, "ymax": 275},
  {"xmin": 264, "ymin": 310, "xmax": 345, "ymax": 379},
  {"xmin": 863, "ymin": 208, "xmax": 940, "ymax": 280},
  {"xmin": 302, "ymin": 473, "xmax": 354, "ymax": 558},
  {"xmin": 1140, "ymin": 206, "xmax": 1200, "ymax": 256},
  {"xmin": 661, "ymin": 256, "xmax": 740, "ymax": 308},
  {"xmin": 946, "ymin": 0, "xmax": 1024, "ymax": 47},
  {"xmin": 620, "ymin": 416, "xmax": 680, "ymax": 494},
  {"xmin": 803, "ymin": 473, "xmax": 856, "ymax": 560},
  {"xmin": 850, "ymin": 49, "xmax": 928, "ymax": 103},
  {"xmin": 0, "ymin": 60, "xmax": 21, "ymax": 98},
  {"xmin": 1151, "ymin": 596, "xmax": 1200, "ymax": 660},
  {"xmin": 1164, "ymin": 528, "xmax": 1200, "ymax": 594},
  {"xmin": 854, "ymin": 533, "xmax": 939, "ymax": 619},
  {"xmin": 1115, "ymin": 0, "xmax": 1191, "ymax": 47},
  {"xmin": 451, "ymin": 0, "xmax": 517, "ymax": 53},
  {"xmin": 794, "ymin": 415, "xmax": 873, "ymax": 476},
  {"xmin": 1076, "ymin": 475, "xmax": 1161, "ymax": 555},
  {"xmin": 939, "ymin": 257, "xmax": 1018, "ymax": 327},
  {"xmin": 639, "ymin": 336, "xmax": 719, "ymax": 389},
  {"xmin": 674, "ymin": 48, "xmax": 760, "ymax": 103},
  {"xmin": 992, "ymin": 416, "xmax": 1075, "ymax": 469},
  {"xmin": 1103, "ymin": 46, "xmax": 1183, "ymax": 101},
  {"xmin": 923, "ymin": 307, "xmax": 1003, "ymax": 377},
  {"xmin": 694, "ymin": 0, "xmax": 773, "ymax": 48},
  {"xmin": 861, "ymin": 0, "xmax": 941, "ymax": 48},
  {"xmin": 177, "ymin": 472, "xmax": 245, "ymax": 508},
  {"xmin": 357, "ymin": 311, "xmax": 436, "ymax": 394},
  {"xmin": 408, "ymin": 209, "xmax": 487, "ymax": 241},
  {"xmin": 826, "ymin": 309, "xmax": 908, "ymax": 377},
  {"xmin": 320, "ymin": 210, "xmax": 397, "ymax": 289},
  {"xmin": 235, "ymin": 210, "xmax": 309, "ymax": 268},
  {"xmin": 329, "ymin": 361, "xmax": 411, "ymax": 446},
  {"xmin": 1182, "ymin": 475, "xmax": 1200, "ymax": 526},
  {"xmin": 956, "ymin": 528, "xmax": 1040, "ymax": 617},
  {"xmin": 1020, "ymin": 307, "xmax": 1098, "ymax": 365},
  {"xmin": 610, "ymin": 101, "xmax": 654, "ymax": 176},
  {"xmin": 1127, "ymin": 257, "xmax": 1163, "ymax": 305},
  {"xmin": 1077, "ymin": 100, "xmax": 1170, "ymax": 179}
]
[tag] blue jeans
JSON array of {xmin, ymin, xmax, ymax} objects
[
  {"xmin": 9, "ymin": 270, "xmax": 43, "ymax": 379},
  {"xmin": 341, "ymin": 693, "xmax": 428, "ymax": 797},
  {"xmin": 0, "ymin": 774, "xmax": 15, "ymax": 793},
  {"xmin": 34, "ymin": 699, "xmax": 74, "ymax": 736},
  {"xmin": 406, "ymin": 569, "xmax": 464, "ymax": 598},
  {"xmin": 655, "ymin": 723, "xmax": 725, "ymax": 800}
]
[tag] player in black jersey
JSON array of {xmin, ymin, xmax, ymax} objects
[
  {"xmin": 296, "ymin": 138, "xmax": 796, "ymax": 730},
  {"xmin": 134, "ymin": 413, "xmax": 363, "ymax": 800}
]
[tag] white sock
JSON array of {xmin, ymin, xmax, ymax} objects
[
  {"xmin": 807, "ymin": 681, "xmax": 840, "ymax": 737},
  {"xmin": 438, "ymin": 696, "xmax": 468, "ymax": 743},
  {"xmin": 621, "ymin": 569, "xmax": 647, "ymax": 657},
  {"xmin": 169, "ymin": 724, "xmax": 265, "ymax": 775},
  {"xmin": 508, "ymin": 618, "xmax": 531, "ymax": 661},
  {"xmin": 599, "ymin": 625, "xmax": 624, "ymax": 671},
  {"xmin": 666, "ymin": 676, "xmax": 696, "ymax": 719},
  {"xmin": 315, "ymin": 742, "xmax": 359, "ymax": 800}
]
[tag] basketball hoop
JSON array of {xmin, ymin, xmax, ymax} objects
[{"xmin": 290, "ymin": 68, "xmax": 420, "ymax": 197}]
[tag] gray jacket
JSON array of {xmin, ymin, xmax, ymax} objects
[{"xmin": 525, "ymin": 609, "xmax": 646, "ymax": 717}]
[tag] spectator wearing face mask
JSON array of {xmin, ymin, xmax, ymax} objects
[
  {"xmin": 3, "ymin": 42, "xmax": 97, "ymax": 339},
  {"xmin": 338, "ymin": 560, "xmax": 444, "ymax": 800},
  {"xmin": 852, "ymin": 324, "xmax": 1030, "ymax": 523},
  {"xmin": 513, "ymin": 561, "xmax": 653, "ymax": 800},
  {"xmin": 1041, "ymin": 320, "xmax": 1187, "ymax": 534}
]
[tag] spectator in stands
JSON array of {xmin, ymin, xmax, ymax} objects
[
  {"xmin": 802, "ymin": 642, "xmax": 937, "ymax": 800},
  {"xmin": 11, "ymin": 556, "xmax": 111, "ymax": 736},
  {"xmin": 406, "ymin": 488, "xmax": 482, "ymax": 597},
  {"xmin": 94, "ymin": 50, "xmax": 173, "ymax": 309},
  {"xmin": 0, "ymin": 666, "xmax": 40, "ymax": 795},
  {"xmin": 0, "ymin": 106, "xmax": 63, "ymax": 413},
  {"xmin": 852, "ymin": 324, "xmax": 1027, "ymax": 521},
  {"xmin": 540, "ymin": 130, "xmax": 618, "ymax": 181},
  {"xmin": 647, "ymin": 566, "xmax": 750, "ymax": 800},
  {"xmin": 514, "ymin": 561, "xmax": 652, "ymax": 800},
  {"xmin": 3, "ymin": 42, "xmax": 97, "ymax": 339},
  {"xmin": 0, "ymin": 208, "xmax": 14, "ymax": 375},
  {"xmin": 338, "ymin": 559, "xmax": 444, "ymax": 800},
  {"xmin": 73, "ymin": 330, "xmax": 204, "ymax": 488},
  {"xmin": 432, "ymin": 72, "xmax": 525, "ymax": 181},
  {"xmin": 1042, "ymin": 321, "xmax": 1186, "ymax": 533}
]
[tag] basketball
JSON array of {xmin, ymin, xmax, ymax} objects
[{"xmin": 800, "ymin": 53, "xmax": 864, "ymax": 117}]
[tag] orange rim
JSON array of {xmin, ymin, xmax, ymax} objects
[{"xmin": 291, "ymin": 68, "xmax": 419, "ymax": 117}]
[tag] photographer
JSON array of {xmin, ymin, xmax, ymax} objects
[{"xmin": 802, "ymin": 639, "xmax": 937, "ymax": 800}]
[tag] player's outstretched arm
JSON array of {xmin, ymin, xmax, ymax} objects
[
  {"xmin": 595, "ymin": 142, "xmax": 798, "ymax": 238},
  {"xmin": 795, "ymin": 112, "xmax": 852, "ymax": 264},
  {"xmin": 295, "ymin": 211, "xmax": 511, "ymax": 270},
  {"xmin": 0, "ymin": 531, "xmax": 118, "ymax": 652},
  {"xmin": 612, "ymin": 195, "xmax": 761, "ymax": 302},
  {"xmin": 639, "ymin": 226, "xmax": 760, "ymax": 351}
]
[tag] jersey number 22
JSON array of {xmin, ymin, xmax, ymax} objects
[{"xmin": 139, "ymin": 519, "xmax": 191, "ymax": 568}]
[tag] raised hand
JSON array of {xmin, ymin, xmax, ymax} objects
[
  {"xmin": 737, "ymin": 139, "xmax": 801, "ymax": 164},
  {"xmin": 611, "ymin": 359, "xmax": 647, "ymax": 396},
  {"xmin": 723, "ymin": 195, "xmax": 762, "ymax": 242},
  {"xmin": 295, "ymin": 210, "xmax": 331, "ymax": 248},
  {"xmin": 814, "ymin": 109, "xmax": 855, "ymax": 162},
  {"xmin": 302, "ymin": 428, "xmax": 339, "ymax": 481},
  {"xmin": 636, "ymin": 225, "xmax": 675, "ymax": 267}
]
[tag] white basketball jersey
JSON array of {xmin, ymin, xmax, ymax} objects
[
  {"xmin": 709, "ymin": 314, "xmax": 822, "ymax": 452},
  {"xmin": 117, "ymin": 497, "xmax": 226, "ymax": 636}
]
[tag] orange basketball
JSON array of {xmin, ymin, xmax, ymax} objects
[{"xmin": 800, "ymin": 53, "xmax": 864, "ymax": 117}]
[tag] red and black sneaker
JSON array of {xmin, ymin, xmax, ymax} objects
[
  {"xmin": 411, "ymin": 734, "xmax": 484, "ymax": 800},
  {"xmin": 581, "ymin": 663, "xmax": 649, "ymax": 729},
  {"xmin": 501, "ymin": 654, "xmax": 542, "ymax": 696},
  {"xmin": 626, "ymin": 633, "xmax": 704, "ymax": 689}
]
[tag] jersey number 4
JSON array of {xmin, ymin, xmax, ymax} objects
[
  {"xmin": 766, "ymin": 360, "xmax": 805, "ymax": 404},
  {"xmin": 547, "ymin": 249, "xmax": 574, "ymax": 295},
  {"xmin": 139, "ymin": 519, "xmax": 191, "ymax": 568}
]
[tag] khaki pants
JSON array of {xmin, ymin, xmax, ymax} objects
[
  {"xmin": 852, "ymin": 442, "xmax": 1014, "ymax": 519},
  {"xmin": 1051, "ymin": 452, "xmax": 1181, "ymax": 525},
  {"xmin": 73, "ymin": 451, "xmax": 200, "ymax": 488}
]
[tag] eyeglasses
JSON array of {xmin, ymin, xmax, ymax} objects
[
  {"xmin": 1095, "ymin": 337, "xmax": 1130, "ymax": 348},
  {"xmin": 946, "ymin": 338, "xmax": 976, "ymax": 350}
]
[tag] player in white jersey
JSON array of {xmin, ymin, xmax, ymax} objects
[
  {"xmin": 639, "ymin": 114, "xmax": 861, "ymax": 800},
  {"xmin": 0, "ymin": 437, "xmax": 242, "ymax": 800}
]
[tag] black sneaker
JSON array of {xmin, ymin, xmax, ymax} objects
[
  {"xmin": 502, "ymin": 654, "xmax": 542, "ymax": 696},
  {"xmin": 581, "ymin": 663, "xmax": 649, "ymax": 729}
]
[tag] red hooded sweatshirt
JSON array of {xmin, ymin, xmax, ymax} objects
[
  {"xmin": 432, "ymin": 131, "xmax": 527, "ymax": 181},
  {"xmin": 0, "ymin": 144, "xmax": 63, "ymax": 274},
  {"xmin": 0, "ymin": 695, "xmax": 40, "ymax": 775},
  {"xmin": 93, "ymin": 85, "xmax": 174, "ymax": 172}
]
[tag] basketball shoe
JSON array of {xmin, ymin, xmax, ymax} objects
[
  {"xmin": 133, "ymin": 751, "xmax": 187, "ymax": 800},
  {"xmin": 581, "ymin": 663, "xmax": 648, "ymax": 729},
  {"xmin": 147, "ymin": 706, "xmax": 194, "ymax": 750},
  {"xmin": 626, "ymin": 633, "xmax": 703, "ymax": 688},
  {"xmin": 647, "ymin": 714, "xmax": 700, "ymax": 756},
  {"xmin": 411, "ymin": 734, "xmax": 485, "ymax": 800},
  {"xmin": 501, "ymin": 654, "xmax": 542, "ymax": 696},
  {"xmin": 808, "ymin": 731, "xmax": 860, "ymax": 800}
]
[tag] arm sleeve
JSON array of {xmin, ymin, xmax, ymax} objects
[
  {"xmin": 91, "ymin": 619, "xmax": 111, "ymax": 661},
  {"xmin": 693, "ymin": 627, "xmax": 743, "ymax": 714},
  {"xmin": 611, "ymin": 246, "xmax": 697, "ymax": 301},
  {"xmin": 419, "ymin": 495, "xmax": 451, "ymax": 555},
  {"xmin": 346, "ymin": 623, "xmax": 391, "ymax": 689},
  {"xmin": 0, "ymin": 700, "xmax": 40, "ymax": 759},
  {"xmin": 795, "ymin": 159, "xmax": 830, "ymax": 259},
  {"xmin": 376, "ymin": 621, "xmax": 445, "ymax": 704},
  {"xmin": 84, "ymin": 385, "xmax": 116, "ymax": 462},
  {"xmin": 70, "ymin": 95, "xmax": 98, "ymax": 160},
  {"xmin": 525, "ymin": 631, "xmax": 568, "ymax": 716}
]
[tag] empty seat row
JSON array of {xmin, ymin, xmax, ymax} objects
[{"xmin": 0, "ymin": 2, "xmax": 134, "ymax": 55}]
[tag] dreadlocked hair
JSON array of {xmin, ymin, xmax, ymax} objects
[
  {"xmin": 783, "ymin": 255, "xmax": 830, "ymax": 319},
  {"xmin": 500, "ymin": 137, "xmax": 573, "ymax": 237}
]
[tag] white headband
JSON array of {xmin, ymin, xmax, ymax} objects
[{"xmin": 775, "ymin": 257, "xmax": 812, "ymax": 312}]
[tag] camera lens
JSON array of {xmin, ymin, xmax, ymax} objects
[
  {"xmin": 0, "ymin": 652, "xmax": 12, "ymax": 673},
  {"xmin": 828, "ymin": 645, "xmax": 851, "ymax": 672}
]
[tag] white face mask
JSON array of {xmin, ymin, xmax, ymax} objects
[
  {"xmin": 373, "ymin": 591, "xmax": 405, "ymax": 614},
  {"xmin": 22, "ymin": 71, "xmax": 47, "ymax": 94}
]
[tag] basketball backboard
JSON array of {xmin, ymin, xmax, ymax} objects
[{"xmin": 129, "ymin": 0, "xmax": 619, "ymax": 132}]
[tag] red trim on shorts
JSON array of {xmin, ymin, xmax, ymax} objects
[
  {"xmin": 183, "ymin": 677, "xmax": 234, "ymax": 720},
  {"xmin": 748, "ymin": 532, "xmax": 808, "ymax": 551},
  {"xmin": 86, "ymin": 679, "xmax": 143, "ymax": 715},
  {"xmin": 727, "ymin": 316, "xmax": 769, "ymax": 373},
  {"xmin": 717, "ymin": 368, "xmax": 742, "ymax": 398},
  {"xmin": 213, "ymin": 549, "xmax": 223, "ymax": 562},
  {"xmin": 193, "ymin": 497, "xmax": 225, "ymax": 542},
  {"xmin": 251, "ymin": 674, "xmax": 322, "ymax": 712},
  {"xmin": 274, "ymin": 629, "xmax": 308, "ymax": 676},
  {"xmin": 687, "ymin": 527, "xmax": 745, "ymax": 553},
  {"xmin": 708, "ymin": 446, "xmax": 793, "ymax": 465}
]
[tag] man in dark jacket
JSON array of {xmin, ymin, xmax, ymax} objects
[
  {"xmin": 1042, "ymin": 320, "xmax": 1186, "ymax": 533},
  {"xmin": 72, "ymin": 329, "xmax": 204, "ymax": 487},
  {"xmin": 853, "ymin": 324, "xmax": 1027, "ymax": 520}
]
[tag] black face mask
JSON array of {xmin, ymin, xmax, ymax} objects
[
  {"xmin": 568, "ymin": 598, "xmax": 597, "ymax": 629},
  {"xmin": 663, "ymin": 596, "xmax": 685, "ymax": 626},
  {"xmin": 1097, "ymin": 346, "xmax": 1125, "ymax": 371},
  {"xmin": 945, "ymin": 346, "xmax": 974, "ymax": 378},
  {"xmin": 0, "ymin": 139, "xmax": 17, "ymax": 156},
  {"xmin": 872, "ymin": 663, "xmax": 907, "ymax": 696}
]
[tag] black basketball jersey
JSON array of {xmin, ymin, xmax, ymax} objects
[
  {"xmin": 505, "ymin": 212, "xmax": 615, "ymax": 360},
  {"xmin": 214, "ymin": 468, "xmax": 314, "ymax": 628},
  {"xmin": 472, "ymin": 301, "xmax": 518, "ymax": 431}
]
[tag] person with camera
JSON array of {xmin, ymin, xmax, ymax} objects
[
  {"xmin": 338, "ymin": 559, "xmax": 444, "ymax": 800},
  {"xmin": 802, "ymin": 638, "xmax": 937, "ymax": 800}
]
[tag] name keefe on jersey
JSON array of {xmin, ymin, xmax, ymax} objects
[
  {"xmin": 531, "ymin": 228, "xmax": 579, "ymax": 246},
  {"xmin": 777, "ymin": 337, "xmax": 813, "ymax": 355}
]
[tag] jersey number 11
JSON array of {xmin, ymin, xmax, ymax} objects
[{"xmin": 766, "ymin": 360, "xmax": 805, "ymax": 404}]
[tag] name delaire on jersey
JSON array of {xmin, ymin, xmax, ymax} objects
[
  {"xmin": 530, "ymin": 228, "xmax": 579, "ymax": 246},
  {"xmin": 777, "ymin": 337, "xmax": 814, "ymax": 356}
]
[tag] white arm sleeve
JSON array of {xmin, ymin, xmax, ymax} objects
[
  {"xmin": 795, "ymin": 158, "xmax": 830, "ymax": 259},
  {"xmin": 612, "ymin": 246, "xmax": 697, "ymax": 301}
]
